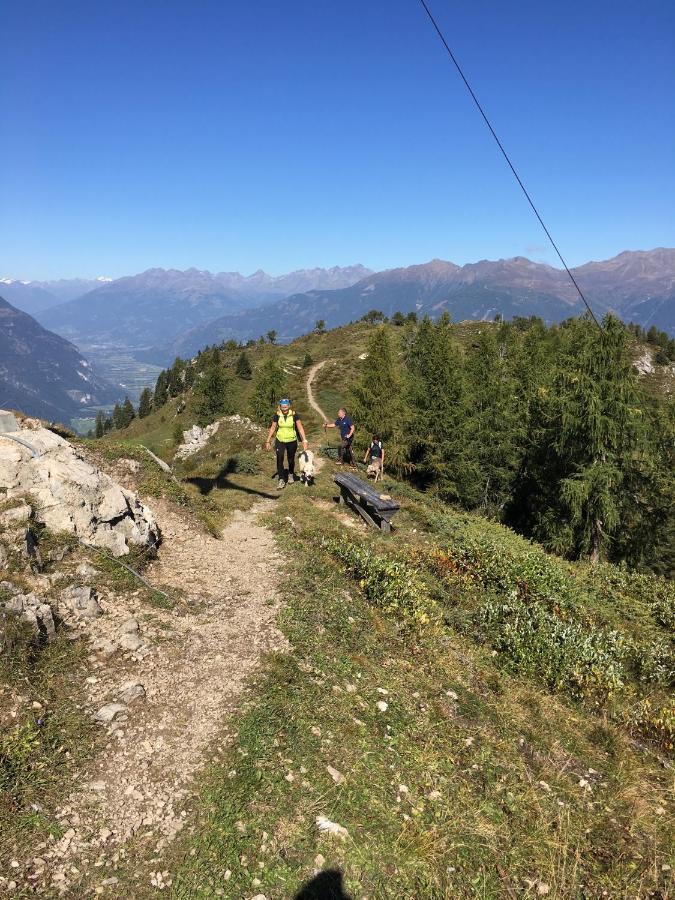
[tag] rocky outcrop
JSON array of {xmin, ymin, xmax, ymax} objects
[
  {"xmin": 174, "ymin": 414, "xmax": 263, "ymax": 460},
  {"xmin": 0, "ymin": 422, "xmax": 160, "ymax": 557}
]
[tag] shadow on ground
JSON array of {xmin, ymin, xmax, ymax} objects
[
  {"xmin": 184, "ymin": 459, "xmax": 278, "ymax": 499},
  {"xmin": 294, "ymin": 869, "xmax": 353, "ymax": 900}
]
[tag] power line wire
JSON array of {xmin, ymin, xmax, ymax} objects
[{"xmin": 417, "ymin": 0, "xmax": 603, "ymax": 329}]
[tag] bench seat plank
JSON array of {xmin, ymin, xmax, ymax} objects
[{"xmin": 333, "ymin": 473, "xmax": 400, "ymax": 512}]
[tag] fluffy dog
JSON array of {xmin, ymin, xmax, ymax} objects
[
  {"xmin": 367, "ymin": 458, "xmax": 383, "ymax": 483},
  {"xmin": 298, "ymin": 449, "xmax": 316, "ymax": 486}
]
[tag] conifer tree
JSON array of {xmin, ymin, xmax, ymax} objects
[
  {"xmin": 94, "ymin": 410, "xmax": 105, "ymax": 438},
  {"xmin": 514, "ymin": 315, "xmax": 652, "ymax": 563},
  {"xmin": 121, "ymin": 396, "xmax": 136, "ymax": 427},
  {"xmin": 193, "ymin": 365, "xmax": 232, "ymax": 426},
  {"xmin": 235, "ymin": 351, "xmax": 253, "ymax": 379},
  {"xmin": 302, "ymin": 352, "xmax": 313, "ymax": 368},
  {"xmin": 266, "ymin": 330, "xmax": 277, "ymax": 345},
  {"xmin": 349, "ymin": 327, "xmax": 401, "ymax": 445},
  {"xmin": 404, "ymin": 316, "xmax": 476, "ymax": 502},
  {"xmin": 154, "ymin": 370, "xmax": 169, "ymax": 408},
  {"xmin": 315, "ymin": 320, "xmax": 326, "ymax": 335},
  {"xmin": 465, "ymin": 325, "xmax": 525, "ymax": 513},
  {"xmin": 249, "ymin": 356, "xmax": 287, "ymax": 424},
  {"xmin": 138, "ymin": 387, "xmax": 153, "ymax": 418},
  {"xmin": 103, "ymin": 415, "xmax": 113, "ymax": 433},
  {"xmin": 167, "ymin": 357, "xmax": 185, "ymax": 397},
  {"xmin": 183, "ymin": 363, "xmax": 195, "ymax": 390},
  {"xmin": 111, "ymin": 403, "xmax": 124, "ymax": 430}
]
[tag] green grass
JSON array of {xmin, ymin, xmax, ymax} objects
[
  {"xmin": 0, "ymin": 615, "xmax": 97, "ymax": 861},
  {"xmin": 170, "ymin": 499, "xmax": 673, "ymax": 898}
]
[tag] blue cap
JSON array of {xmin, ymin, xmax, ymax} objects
[{"xmin": 279, "ymin": 398, "xmax": 290, "ymax": 405}]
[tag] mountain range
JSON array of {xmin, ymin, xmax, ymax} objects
[
  {"xmin": 3, "ymin": 251, "xmax": 674, "ymax": 376},
  {"xmin": 151, "ymin": 249, "xmax": 675, "ymax": 363},
  {"xmin": 0, "ymin": 296, "xmax": 118, "ymax": 424},
  {"xmin": 35, "ymin": 265, "xmax": 373, "ymax": 348}
]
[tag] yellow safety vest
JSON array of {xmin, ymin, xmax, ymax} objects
[{"xmin": 276, "ymin": 410, "xmax": 297, "ymax": 442}]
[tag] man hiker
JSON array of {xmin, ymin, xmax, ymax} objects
[
  {"xmin": 324, "ymin": 407, "xmax": 355, "ymax": 465},
  {"xmin": 265, "ymin": 398, "xmax": 309, "ymax": 489}
]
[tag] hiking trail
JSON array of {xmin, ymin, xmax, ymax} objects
[
  {"xmin": 22, "ymin": 492, "xmax": 286, "ymax": 895},
  {"xmin": 306, "ymin": 360, "xmax": 329, "ymax": 423}
]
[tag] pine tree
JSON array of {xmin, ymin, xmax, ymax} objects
[
  {"xmin": 249, "ymin": 356, "xmax": 287, "ymax": 424},
  {"xmin": 235, "ymin": 352, "xmax": 253, "ymax": 379},
  {"xmin": 515, "ymin": 316, "xmax": 652, "ymax": 563},
  {"xmin": 154, "ymin": 370, "xmax": 169, "ymax": 408},
  {"xmin": 301, "ymin": 352, "xmax": 313, "ymax": 368},
  {"xmin": 167, "ymin": 357, "xmax": 185, "ymax": 397},
  {"xmin": 193, "ymin": 366, "xmax": 232, "ymax": 426},
  {"xmin": 183, "ymin": 364, "xmax": 195, "ymax": 390},
  {"xmin": 121, "ymin": 396, "xmax": 136, "ymax": 428},
  {"xmin": 103, "ymin": 415, "xmax": 113, "ymax": 433},
  {"xmin": 94, "ymin": 410, "xmax": 105, "ymax": 438},
  {"xmin": 266, "ymin": 330, "xmax": 277, "ymax": 345},
  {"xmin": 315, "ymin": 320, "xmax": 326, "ymax": 335},
  {"xmin": 404, "ymin": 316, "xmax": 476, "ymax": 502},
  {"xmin": 349, "ymin": 327, "xmax": 401, "ymax": 446},
  {"xmin": 111, "ymin": 403, "xmax": 124, "ymax": 430},
  {"xmin": 465, "ymin": 325, "xmax": 525, "ymax": 513},
  {"xmin": 138, "ymin": 387, "xmax": 153, "ymax": 418}
]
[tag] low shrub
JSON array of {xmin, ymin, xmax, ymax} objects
[
  {"xmin": 230, "ymin": 451, "xmax": 260, "ymax": 475},
  {"xmin": 477, "ymin": 595, "xmax": 626, "ymax": 702},
  {"xmin": 322, "ymin": 536, "xmax": 437, "ymax": 626}
]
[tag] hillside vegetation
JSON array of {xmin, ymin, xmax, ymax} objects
[{"xmin": 61, "ymin": 312, "xmax": 673, "ymax": 896}]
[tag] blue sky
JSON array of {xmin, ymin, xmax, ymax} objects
[{"xmin": 1, "ymin": 0, "xmax": 674, "ymax": 279}]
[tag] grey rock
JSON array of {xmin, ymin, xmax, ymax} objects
[
  {"xmin": 119, "ymin": 681, "xmax": 146, "ymax": 704},
  {"xmin": 0, "ymin": 426, "xmax": 160, "ymax": 557},
  {"xmin": 3, "ymin": 592, "xmax": 55, "ymax": 640},
  {"xmin": 94, "ymin": 703, "xmax": 127, "ymax": 724},
  {"xmin": 117, "ymin": 632, "xmax": 143, "ymax": 652},
  {"xmin": 76, "ymin": 561, "xmax": 99, "ymax": 577},
  {"xmin": 0, "ymin": 503, "xmax": 31, "ymax": 527},
  {"xmin": 119, "ymin": 617, "xmax": 139, "ymax": 634},
  {"xmin": 59, "ymin": 584, "xmax": 102, "ymax": 620},
  {"xmin": 0, "ymin": 544, "xmax": 7, "ymax": 569}
]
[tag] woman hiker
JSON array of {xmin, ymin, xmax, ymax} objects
[
  {"xmin": 265, "ymin": 398, "xmax": 309, "ymax": 489},
  {"xmin": 323, "ymin": 407, "xmax": 355, "ymax": 466}
]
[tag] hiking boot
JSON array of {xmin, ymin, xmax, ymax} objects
[
  {"xmin": 277, "ymin": 478, "xmax": 286, "ymax": 489},
  {"xmin": 288, "ymin": 473, "xmax": 297, "ymax": 483}
]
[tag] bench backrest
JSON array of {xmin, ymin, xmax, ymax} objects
[{"xmin": 334, "ymin": 473, "xmax": 400, "ymax": 511}]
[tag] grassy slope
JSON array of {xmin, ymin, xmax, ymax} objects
[
  {"xmin": 42, "ymin": 321, "xmax": 673, "ymax": 896},
  {"xmin": 165, "ymin": 461, "xmax": 672, "ymax": 900}
]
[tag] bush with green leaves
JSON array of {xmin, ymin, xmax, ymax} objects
[
  {"xmin": 477, "ymin": 595, "xmax": 626, "ymax": 702},
  {"xmin": 322, "ymin": 536, "xmax": 437, "ymax": 626}
]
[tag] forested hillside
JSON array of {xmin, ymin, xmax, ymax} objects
[{"xmin": 106, "ymin": 312, "xmax": 674, "ymax": 577}]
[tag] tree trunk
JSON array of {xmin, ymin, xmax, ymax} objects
[{"xmin": 590, "ymin": 518, "xmax": 602, "ymax": 566}]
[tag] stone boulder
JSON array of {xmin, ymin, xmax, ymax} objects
[
  {"xmin": 2, "ymin": 586, "xmax": 56, "ymax": 641},
  {"xmin": 0, "ymin": 425, "xmax": 160, "ymax": 557}
]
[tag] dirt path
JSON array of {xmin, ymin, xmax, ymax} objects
[
  {"xmin": 24, "ymin": 497, "xmax": 285, "ymax": 896},
  {"xmin": 306, "ymin": 359, "xmax": 329, "ymax": 423}
]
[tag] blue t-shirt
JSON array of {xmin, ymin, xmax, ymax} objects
[{"xmin": 335, "ymin": 415, "xmax": 353, "ymax": 439}]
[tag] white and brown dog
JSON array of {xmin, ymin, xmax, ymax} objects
[
  {"xmin": 298, "ymin": 449, "xmax": 316, "ymax": 486},
  {"xmin": 366, "ymin": 458, "xmax": 383, "ymax": 483}
]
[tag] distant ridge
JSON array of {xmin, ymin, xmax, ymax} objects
[
  {"xmin": 37, "ymin": 264, "xmax": 373, "ymax": 348},
  {"xmin": 150, "ymin": 248, "xmax": 675, "ymax": 363},
  {"xmin": 0, "ymin": 295, "xmax": 118, "ymax": 423}
]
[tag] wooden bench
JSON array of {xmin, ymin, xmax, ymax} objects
[{"xmin": 333, "ymin": 473, "xmax": 400, "ymax": 532}]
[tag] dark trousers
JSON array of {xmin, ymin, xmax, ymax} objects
[
  {"xmin": 339, "ymin": 436, "xmax": 354, "ymax": 464},
  {"xmin": 275, "ymin": 439, "xmax": 297, "ymax": 480}
]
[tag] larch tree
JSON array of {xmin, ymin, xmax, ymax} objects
[{"xmin": 138, "ymin": 387, "xmax": 153, "ymax": 418}]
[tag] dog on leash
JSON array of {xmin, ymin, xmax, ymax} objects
[
  {"xmin": 366, "ymin": 458, "xmax": 383, "ymax": 483},
  {"xmin": 298, "ymin": 449, "xmax": 316, "ymax": 486}
]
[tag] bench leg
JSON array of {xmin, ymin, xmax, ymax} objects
[{"xmin": 380, "ymin": 519, "xmax": 391, "ymax": 533}]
